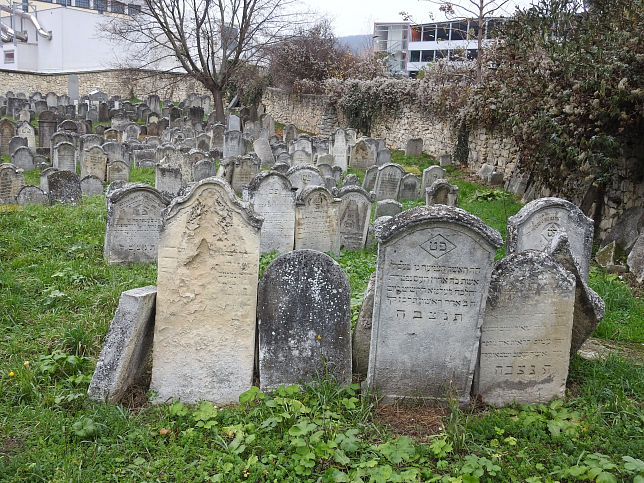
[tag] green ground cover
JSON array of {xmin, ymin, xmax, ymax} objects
[{"xmin": 1, "ymin": 161, "xmax": 642, "ymax": 482}]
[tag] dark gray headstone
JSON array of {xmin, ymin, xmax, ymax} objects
[{"xmin": 48, "ymin": 170, "xmax": 82, "ymax": 204}]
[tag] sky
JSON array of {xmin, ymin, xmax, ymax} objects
[{"xmin": 299, "ymin": 0, "xmax": 535, "ymax": 37}]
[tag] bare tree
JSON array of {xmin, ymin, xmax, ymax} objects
[
  {"xmin": 105, "ymin": 0, "xmax": 309, "ymax": 122},
  {"xmin": 403, "ymin": 0, "xmax": 519, "ymax": 82}
]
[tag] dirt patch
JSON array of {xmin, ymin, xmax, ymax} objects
[
  {"xmin": 375, "ymin": 404, "xmax": 447, "ymax": 441},
  {"xmin": 1, "ymin": 437, "xmax": 25, "ymax": 465}
]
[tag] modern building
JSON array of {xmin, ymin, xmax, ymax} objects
[{"xmin": 373, "ymin": 18, "xmax": 504, "ymax": 76}]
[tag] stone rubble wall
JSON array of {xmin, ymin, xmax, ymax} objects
[
  {"xmin": 0, "ymin": 69, "xmax": 209, "ymax": 101},
  {"xmin": 261, "ymin": 87, "xmax": 643, "ymax": 239}
]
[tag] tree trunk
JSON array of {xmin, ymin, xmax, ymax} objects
[{"xmin": 212, "ymin": 88, "xmax": 225, "ymax": 124}]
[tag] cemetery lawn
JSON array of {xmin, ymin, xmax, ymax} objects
[{"xmin": 1, "ymin": 172, "xmax": 643, "ymax": 481}]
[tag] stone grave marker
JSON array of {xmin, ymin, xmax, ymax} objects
[
  {"xmin": 342, "ymin": 173, "xmax": 361, "ymax": 187},
  {"xmin": 81, "ymin": 145, "xmax": 108, "ymax": 180},
  {"xmin": 282, "ymin": 124, "xmax": 297, "ymax": 145},
  {"xmin": 405, "ymin": 138, "xmax": 423, "ymax": 157},
  {"xmin": 362, "ymin": 165, "xmax": 378, "ymax": 192},
  {"xmin": 223, "ymin": 130, "xmax": 243, "ymax": 159},
  {"xmin": 350, "ymin": 139, "xmax": 375, "ymax": 170},
  {"xmin": 353, "ymin": 272, "xmax": 376, "ymax": 378},
  {"xmin": 332, "ymin": 128, "xmax": 348, "ymax": 171},
  {"xmin": 376, "ymin": 149, "xmax": 392, "ymax": 166},
  {"xmin": 375, "ymin": 199, "xmax": 402, "ymax": 218},
  {"xmin": 11, "ymin": 146, "xmax": 35, "ymax": 172},
  {"xmin": 425, "ymin": 179, "xmax": 459, "ymax": 207},
  {"xmin": 247, "ymin": 171, "xmax": 296, "ymax": 253},
  {"xmin": 336, "ymin": 186, "xmax": 374, "ymax": 250},
  {"xmin": 88, "ymin": 286, "xmax": 157, "ymax": 403},
  {"xmin": 0, "ymin": 164, "xmax": 25, "ymax": 203},
  {"xmin": 107, "ymin": 161, "xmax": 130, "ymax": 183},
  {"xmin": 52, "ymin": 142, "xmax": 76, "ymax": 173},
  {"xmin": 133, "ymin": 148, "xmax": 156, "ymax": 169},
  {"xmin": 507, "ymin": 197, "xmax": 594, "ymax": 281},
  {"xmin": 287, "ymin": 165, "xmax": 324, "ymax": 196},
  {"xmin": 228, "ymin": 155, "xmax": 260, "ymax": 195},
  {"xmin": 398, "ymin": 173, "xmax": 420, "ymax": 200},
  {"xmin": 16, "ymin": 121, "xmax": 36, "ymax": 149},
  {"xmin": 193, "ymin": 159, "xmax": 216, "ymax": 182},
  {"xmin": 8, "ymin": 136, "xmax": 27, "ymax": 156},
  {"xmin": 80, "ymin": 175, "xmax": 105, "ymax": 196},
  {"xmin": 257, "ymin": 250, "xmax": 351, "ymax": 391},
  {"xmin": 475, "ymin": 251, "xmax": 576, "ymax": 405},
  {"xmin": 151, "ymin": 178, "xmax": 262, "ymax": 404},
  {"xmin": 47, "ymin": 170, "xmax": 82, "ymax": 204},
  {"xmin": 366, "ymin": 206, "xmax": 503, "ymax": 404},
  {"xmin": 155, "ymin": 163, "xmax": 182, "ymax": 198},
  {"xmin": 253, "ymin": 138, "xmax": 275, "ymax": 168},
  {"xmin": 227, "ymin": 114, "xmax": 241, "ymax": 131},
  {"xmin": 374, "ymin": 163, "xmax": 405, "ymax": 201},
  {"xmin": 39, "ymin": 167, "xmax": 57, "ymax": 192},
  {"xmin": 104, "ymin": 184, "xmax": 170, "ymax": 264},
  {"xmin": 294, "ymin": 186, "xmax": 341, "ymax": 254},
  {"xmin": 17, "ymin": 185, "xmax": 48, "ymax": 205},
  {"xmin": 38, "ymin": 110, "xmax": 57, "ymax": 148},
  {"xmin": 0, "ymin": 119, "xmax": 17, "ymax": 156},
  {"xmin": 422, "ymin": 166, "xmax": 446, "ymax": 192}
]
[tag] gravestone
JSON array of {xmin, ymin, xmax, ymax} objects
[
  {"xmin": 363, "ymin": 165, "xmax": 378, "ymax": 192},
  {"xmin": 422, "ymin": 166, "xmax": 446, "ymax": 192},
  {"xmin": 155, "ymin": 163, "xmax": 182, "ymax": 198},
  {"xmin": 475, "ymin": 251, "xmax": 576, "ymax": 405},
  {"xmin": 439, "ymin": 154, "xmax": 453, "ymax": 167},
  {"xmin": 350, "ymin": 139, "xmax": 376, "ymax": 170},
  {"xmin": 133, "ymin": 149, "xmax": 156, "ymax": 169},
  {"xmin": 0, "ymin": 164, "xmax": 25, "ymax": 204},
  {"xmin": 122, "ymin": 123, "xmax": 141, "ymax": 143},
  {"xmin": 227, "ymin": 114, "xmax": 241, "ymax": 132},
  {"xmin": 294, "ymin": 186, "xmax": 341, "ymax": 254},
  {"xmin": 376, "ymin": 149, "xmax": 392, "ymax": 166},
  {"xmin": 627, "ymin": 233, "xmax": 644, "ymax": 282},
  {"xmin": 405, "ymin": 138, "xmax": 423, "ymax": 157},
  {"xmin": 47, "ymin": 170, "xmax": 82, "ymax": 204},
  {"xmin": 40, "ymin": 167, "xmax": 57, "ymax": 192},
  {"xmin": 336, "ymin": 186, "xmax": 374, "ymax": 251},
  {"xmin": 247, "ymin": 171, "xmax": 296, "ymax": 253},
  {"xmin": 151, "ymin": 178, "xmax": 262, "ymax": 404},
  {"xmin": 317, "ymin": 163, "xmax": 333, "ymax": 178},
  {"xmin": 107, "ymin": 161, "xmax": 130, "ymax": 183},
  {"xmin": 80, "ymin": 175, "xmax": 105, "ymax": 196},
  {"xmin": 374, "ymin": 163, "xmax": 405, "ymax": 201},
  {"xmin": 81, "ymin": 146, "xmax": 108, "ymax": 180},
  {"xmin": 332, "ymin": 128, "xmax": 348, "ymax": 171},
  {"xmin": 342, "ymin": 173, "xmax": 361, "ymax": 187},
  {"xmin": 426, "ymin": 179, "xmax": 459, "ymax": 207},
  {"xmin": 38, "ymin": 110, "xmax": 58, "ymax": 148},
  {"xmin": 375, "ymin": 199, "xmax": 403, "ymax": 218},
  {"xmin": 8, "ymin": 136, "xmax": 27, "ymax": 156},
  {"xmin": 88, "ymin": 286, "xmax": 157, "ymax": 403},
  {"xmin": 11, "ymin": 146, "xmax": 35, "ymax": 172},
  {"xmin": 366, "ymin": 206, "xmax": 503, "ymax": 404},
  {"xmin": 507, "ymin": 197, "xmax": 594, "ymax": 281},
  {"xmin": 16, "ymin": 122, "xmax": 36, "ymax": 149},
  {"xmin": 52, "ymin": 142, "xmax": 76, "ymax": 172},
  {"xmin": 209, "ymin": 123, "xmax": 225, "ymax": 150},
  {"xmin": 352, "ymin": 272, "xmax": 376, "ymax": 378},
  {"xmin": 257, "ymin": 250, "xmax": 351, "ymax": 391},
  {"xmin": 228, "ymin": 156, "xmax": 260, "ymax": 195},
  {"xmin": 0, "ymin": 118, "xmax": 16, "ymax": 156},
  {"xmin": 286, "ymin": 165, "xmax": 324, "ymax": 196},
  {"xmin": 253, "ymin": 138, "xmax": 275, "ymax": 168},
  {"xmin": 292, "ymin": 149, "xmax": 312, "ymax": 166},
  {"xmin": 193, "ymin": 159, "xmax": 216, "ymax": 182},
  {"xmin": 17, "ymin": 185, "xmax": 48, "ymax": 205},
  {"xmin": 223, "ymin": 130, "xmax": 243, "ymax": 159},
  {"xmin": 282, "ymin": 124, "xmax": 297, "ymax": 145},
  {"xmin": 398, "ymin": 173, "xmax": 420, "ymax": 201},
  {"xmin": 104, "ymin": 184, "xmax": 170, "ymax": 264}
]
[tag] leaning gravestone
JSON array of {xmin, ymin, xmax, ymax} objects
[
  {"xmin": 475, "ymin": 251, "xmax": 576, "ymax": 406},
  {"xmin": 405, "ymin": 138, "xmax": 423, "ymax": 157},
  {"xmin": 294, "ymin": 186, "xmax": 341, "ymax": 255},
  {"xmin": 257, "ymin": 250, "xmax": 351, "ymax": 392},
  {"xmin": 363, "ymin": 165, "xmax": 378, "ymax": 192},
  {"xmin": 11, "ymin": 146, "xmax": 35, "ymax": 172},
  {"xmin": 247, "ymin": 171, "xmax": 296, "ymax": 253},
  {"xmin": 253, "ymin": 138, "xmax": 275, "ymax": 168},
  {"xmin": 229, "ymin": 156, "xmax": 260, "ymax": 195},
  {"xmin": 155, "ymin": 163, "xmax": 182, "ymax": 198},
  {"xmin": 16, "ymin": 185, "xmax": 48, "ymax": 205},
  {"xmin": 336, "ymin": 186, "xmax": 374, "ymax": 251},
  {"xmin": 104, "ymin": 184, "xmax": 170, "ymax": 264},
  {"xmin": 150, "ymin": 178, "xmax": 262, "ymax": 404},
  {"xmin": 398, "ymin": 173, "xmax": 420, "ymax": 201},
  {"xmin": 47, "ymin": 170, "xmax": 82, "ymax": 204},
  {"xmin": 0, "ymin": 163, "xmax": 25, "ymax": 204},
  {"xmin": 374, "ymin": 163, "xmax": 405, "ymax": 201},
  {"xmin": 80, "ymin": 175, "xmax": 105, "ymax": 196},
  {"xmin": 88, "ymin": 286, "xmax": 157, "ymax": 403},
  {"xmin": 507, "ymin": 197, "xmax": 594, "ymax": 281},
  {"xmin": 349, "ymin": 139, "xmax": 376, "ymax": 170},
  {"xmin": 366, "ymin": 206, "xmax": 503, "ymax": 404}
]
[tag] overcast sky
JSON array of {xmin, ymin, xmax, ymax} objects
[{"xmin": 299, "ymin": 0, "xmax": 535, "ymax": 37}]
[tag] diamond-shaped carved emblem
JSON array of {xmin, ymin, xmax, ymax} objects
[
  {"xmin": 420, "ymin": 234, "xmax": 456, "ymax": 259},
  {"xmin": 541, "ymin": 222, "xmax": 561, "ymax": 242}
]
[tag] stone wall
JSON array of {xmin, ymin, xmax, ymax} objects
[
  {"xmin": 261, "ymin": 87, "xmax": 643, "ymax": 239},
  {"xmin": 0, "ymin": 69, "xmax": 210, "ymax": 101}
]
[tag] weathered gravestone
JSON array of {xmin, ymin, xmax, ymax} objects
[
  {"xmin": 107, "ymin": 161, "xmax": 130, "ymax": 183},
  {"xmin": 0, "ymin": 163, "xmax": 25, "ymax": 204},
  {"xmin": 47, "ymin": 170, "xmax": 82, "ymax": 204},
  {"xmin": 342, "ymin": 173, "xmax": 361, "ymax": 187},
  {"xmin": 88, "ymin": 286, "xmax": 157, "ymax": 403},
  {"xmin": 405, "ymin": 138, "xmax": 423, "ymax": 157},
  {"xmin": 374, "ymin": 163, "xmax": 405, "ymax": 201},
  {"xmin": 80, "ymin": 175, "xmax": 105, "ymax": 196},
  {"xmin": 422, "ymin": 166, "xmax": 446, "ymax": 192},
  {"xmin": 375, "ymin": 199, "xmax": 403, "ymax": 218},
  {"xmin": 193, "ymin": 159, "xmax": 216, "ymax": 182},
  {"xmin": 336, "ymin": 186, "xmax": 374, "ymax": 251},
  {"xmin": 282, "ymin": 124, "xmax": 297, "ymax": 145},
  {"xmin": 398, "ymin": 173, "xmax": 420, "ymax": 201},
  {"xmin": 426, "ymin": 179, "xmax": 459, "ymax": 207},
  {"xmin": 257, "ymin": 250, "xmax": 351, "ymax": 391},
  {"xmin": 295, "ymin": 186, "xmax": 341, "ymax": 255},
  {"xmin": 247, "ymin": 171, "xmax": 296, "ymax": 253},
  {"xmin": 11, "ymin": 146, "xmax": 35, "ymax": 172},
  {"xmin": 104, "ymin": 184, "xmax": 170, "ymax": 264},
  {"xmin": 350, "ymin": 139, "xmax": 376, "ymax": 170},
  {"xmin": 8, "ymin": 136, "xmax": 27, "ymax": 157},
  {"xmin": 287, "ymin": 165, "xmax": 324, "ymax": 196},
  {"xmin": 81, "ymin": 145, "xmax": 108, "ymax": 180},
  {"xmin": 332, "ymin": 128, "xmax": 348, "ymax": 171},
  {"xmin": 223, "ymin": 130, "xmax": 243, "ymax": 159},
  {"xmin": 52, "ymin": 142, "xmax": 76, "ymax": 173},
  {"xmin": 226, "ymin": 155, "xmax": 260, "ymax": 195},
  {"xmin": 475, "ymin": 251, "xmax": 576, "ymax": 406},
  {"xmin": 155, "ymin": 163, "xmax": 182, "ymax": 198},
  {"xmin": 17, "ymin": 185, "xmax": 48, "ymax": 205},
  {"xmin": 38, "ymin": 110, "xmax": 57, "ymax": 148},
  {"xmin": 0, "ymin": 119, "xmax": 17, "ymax": 156},
  {"xmin": 16, "ymin": 122, "xmax": 36, "ymax": 149},
  {"xmin": 507, "ymin": 197, "xmax": 594, "ymax": 281},
  {"xmin": 292, "ymin": 149, "xmax": 312, "ymax": 166},
  {"xmin": 363, "ymin": 165, "xmax": 378, "ymax": 192},
  {"xmin": 366, "ymin": 206, "xmax": 503, "ymax": 404},
  {"xmin": 376, "ymin": 149, "xmax": 392, "ymax": 166},
  {"xmin": 253, "ymin": 138, "xmax": 275, "ymax": 168},
  {"xmin": 150, "ymin": 178, "xmax": 262, "ymax": 404},
  {"xmin": 352, "ymin": 272, "xmax": 376, "ymax": 378}
]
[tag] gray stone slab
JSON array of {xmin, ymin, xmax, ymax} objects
[
  {"xmin": 352, "ymin": 271, "xmax": 376, "ymax": 379},
  {"xmin": 295, "ymin": 186, "xmax": 341, "ymax": 254},
  {"xmin": 425, "ymin": 179, "xmax": 459, "ymax": 207},
  {"xmin": 627, "ymin": 233, "xmax": 644, "ymax": 282}
]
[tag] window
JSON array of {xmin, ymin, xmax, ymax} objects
[
  {"xmin": 469, "ymin": 22, "xmax": 479, "ymax": 40},
  {"xmin": 75, "ymin": 0, "xmax": 89, "ymax": 7},
  {"xmin": 95, "ymin": 0, "xmax": 106, "ymax": 10},
  {"xmin": 409, "ymin": 50, "xmax": 420, "ymax": 62},
  {"xmin": 436, "ymin": 24, "xmax": 448, "ymax": 41},
  {"xmin": 486, "ymin": 20, "xmax": 502, "ymax": 39},
  {"xmin": 450, "ymin": 22, "xmax": 467, "ymax": 41},
  {"xmin": 4, "ymin": 50, "xmax": 15, "ymax": 64},
  {"xmin": 467, "ymin": 49, "xmax": 478, "ymax": 60},
  {"xmin": 56, "ymin": 0, "xmax": 71, "ymax": 5},
  {"xmin": 128, "ymin": 3, "xmax": 140, "ymax": 13},
  {"xmin": 111, "ymin": 0, "xmax": 124, "ymax": 13},
  {"xmin": 422, "ymin": 25, "xmax": 435, "ymax": 42},
  {"xmin": 411, "ymin": 26, "xmax": 421, "ymax": 42},
  {"xmin": 435, "ymin": 50, "xmax": 447, "ymax": 60},
  {"xmin": 421, "ymin": 50, "xmax": 434, "ymax": 62}
]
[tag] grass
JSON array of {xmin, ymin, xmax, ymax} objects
[{"xmin": 1, "ymin": 162, "xmax": 643, "ymax": 481}]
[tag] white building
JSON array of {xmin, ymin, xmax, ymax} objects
[{"xmin": 374, "ymin": 18, "xmax": 504, "ymax": 76}]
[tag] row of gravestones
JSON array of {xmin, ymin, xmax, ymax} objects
[
  {"xmin": 88, "ymin": 183, "xmax": 604, "ymax": 406},
  {"xmin": 404, "ymin": 137, "xmax": 454, "ymax": 167}
]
